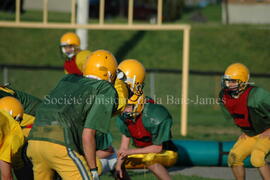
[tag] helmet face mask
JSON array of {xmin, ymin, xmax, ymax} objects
[
  {"xmin": 60, "ymin": 32, "xmax": 81, "ymax": 60},
  {"xmin": 60, "ymin": 44, "xmax": 80, "ymax": 60},
  {"xmin": 122, "ymin": 94, "xmax": 145, "ymax": 122},
  {"xmin": 133, "ymin": 82, "xmax": 144, "ymax": 96},
  {"xmin": 222, "ymin": 78, "xmax": 244, "ymax": 97},
  {"xmin": 122, "ymin": 104, "xmax": 140, "ymax": 122}
]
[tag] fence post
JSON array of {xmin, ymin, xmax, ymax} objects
[
  {"xmin": 150, "ymin": 72, "xmax": 155, "ymax": 98},
  {"xmin": 3, "ymin": 66, "xmax": 8, "ymax": 85},
  {"xmin": 76, "ymin": 0, "xmax": 89, "ymax": 50},
  {"xmin": 181, "ymin": 26, "xmax": 190, "ymax": 136}
]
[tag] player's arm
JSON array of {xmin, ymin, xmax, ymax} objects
[
  {"xmin": 116, "ymin": 116, "xmax": 132, "ymax": 156},
  {"xmin": 13, "ymin": 89, "xmax": 42, "ymax": 115},
  {"xmin": 0, "ymin": 160, "xmax": 13, "ymax": 180},
  {"xmin": 123, "ymin": 145, "xmax": 163, "ymax": 156},
  {"xmin": 82, "ymin": 128, "xmax": 100, "ymax": 180},
  {"xmin": 119, "ymin": 135, "xmax": 130, "ymax": 152},
  {"xmin": 252, "ymin": 88, "xmax": 270, "ymax": 138},
  {"xmin": 84, "ymin": 87, "xmax": 116, "ymax": 163},
  {"xmin": 117, "ymin": 135, "xmax": 130, "ymax": 161},
  {"xmin": 82, "ymin": 128, "xmax": 97, "ymax": 169},
  {"xmin": 116, "ymin": 135, "xmax": 131, "ymax": 179}
]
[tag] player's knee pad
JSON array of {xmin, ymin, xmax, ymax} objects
[
  {"xmin": 228, "ymin": 151, "xmax": 244, "ymax": 166},
  {"xmin": 251, "ymin": 150, "xmax": 266, "ymax": 167}
]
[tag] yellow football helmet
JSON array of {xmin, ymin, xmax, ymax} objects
[
  {"xmin": 76, "ymin": 50, "xmax": 92, "ymax": 72},
  {"xmin": 83, "ymin": 50, "xmax": 118, "ymax": 83},
  {"xmin": 0, "ymin": 96, "xmax": 24, "ymax": 122},
  {"xmin": 117, "ymin": 59, "xmax": 145, "ymax": 96},
  {"xmin": 222, "ymin": 63, "xmax": 250, "ymax": 96},
  {"xmin": 60, "ymin": 32, "xmax": 81, "ymax": 59}
]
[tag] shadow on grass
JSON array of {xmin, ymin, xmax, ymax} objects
[{"xmin": 114, "ymin": 31, "xmax": 146, "ymax": 62}]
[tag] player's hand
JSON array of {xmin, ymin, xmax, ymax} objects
[
  {"xmin": 115, "ymin": 155, "xmax": 125, "ymax": 179},
  {"xmin": 115, "ymin": 165, "xmax": 123, "ymax": 179},
  {"xmin": 117, "ymin": 149, "xmax": 128, "ymax": 159},
  {"xmin": 90, "ymin": 169, "xmax": 99, "ymax": 180}
]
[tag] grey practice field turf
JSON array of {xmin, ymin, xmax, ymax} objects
[{"xmin": 169, "ymin": 166, "xmax": 261, "ymax": 180}]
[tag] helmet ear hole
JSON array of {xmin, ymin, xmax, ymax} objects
[{"xmin": 117, "ymin": 70, "xmax": 126, "ymax": 81}]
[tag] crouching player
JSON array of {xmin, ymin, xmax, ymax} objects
[
  {"xmin": 115, "ymin": 59, "xmax": 178, "ymax": 180},
  {"xmin": 0, "ymin": 97, "xmax": 29, "ymax": 180},
  {"xmin": 0, "ymin": 86, "xmax": 42, "ymax": 180}
]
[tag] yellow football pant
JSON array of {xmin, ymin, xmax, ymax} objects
[
  {"xmin": 228, "ymin": 135, "xmax": 270, "ymax": 167},
  {"xmin": 125, "ymin": 150, "xmax": 178, "ymax": 169},
  {"xmin": 27, "ymin": 140, "xmax": 92, "ymax": 180}
]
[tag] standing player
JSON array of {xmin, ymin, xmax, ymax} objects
[
  {"xmin": 60, "ymin": 36, "xmax": 128, "ymax": 176},
  {"xmin": 27, "ymin": 49, "xmax": 118, "ymax": 180},
  {"xmin": 60, "ymin": 32, "xmax": 88, "ymax": 75},
  {"xmin": 115, "ymin": 59, "xmax": 178, "ymax": 180},
  {"xmin": 219, "ymin": 63, "xmax": 270, "ymax": 180}
]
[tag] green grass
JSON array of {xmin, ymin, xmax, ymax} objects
[
  {"xmin": 1, "ymin": 25, "xmax": 270, "ymax": 73},
  {"xmin": 180, "ymin": 4, "xmax": 222, "ymax": 23}
]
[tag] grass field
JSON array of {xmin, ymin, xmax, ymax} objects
[{"xmin": 1, "ymin": 4, "xmax": 270, "ymax": 180}]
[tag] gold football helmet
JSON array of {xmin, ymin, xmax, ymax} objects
[
  {"xmin": 117, "ymin": 59, "xmax": 145, "ymax": 96},
  {"xmin": 222, "ymin": 63, "xmax": 250, "ymax": 96},
  {"xmin": 0, "ymin": 96, "xmax": 24, "ymax": 122},
  {"xmin": 83, "ymin": 50, "xmax": 118, "ymax": 83}
]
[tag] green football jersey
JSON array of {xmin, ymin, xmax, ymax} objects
[
  {"xmin": 116, "ymin": 103, "xmax": 173, "ymax": 146},
  {"xmin": 95, "ymin": 131, "xmax": 113, "ymax": 150},
  {"xmin": 28, "ymin": 74, "xmax": 117, "ymax": 154},
  {"xmin": 220, "ymin": 87, "xmax": 270, "ymax": 136}
]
